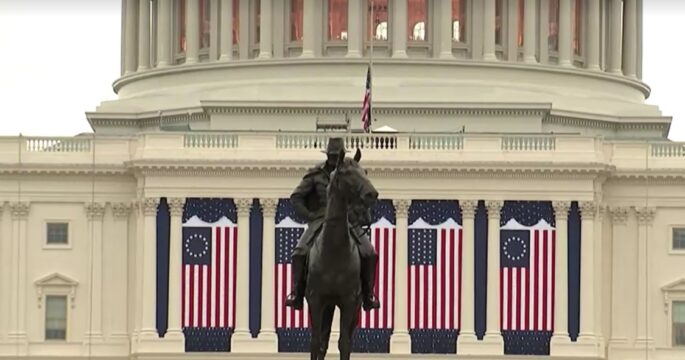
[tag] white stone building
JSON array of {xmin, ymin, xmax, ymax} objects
[{"xmin": 0, "ymin": 0, "xmax": 683, "ymax": 359}]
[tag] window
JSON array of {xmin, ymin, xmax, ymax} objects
[
  {"xmin": 673, "ymin": 228, "xmax": 685, "ymax": 250},
  {"xmin": 179, "ymin": 0, "xmax": 187, "ymax": 52},
  {"xmin": 367, "ymin": 0, "xmax": 388, "ymax": 41},
  {"xmin": 549, "ymin": 0, "xmax": 560, "ymax": 52},
  {"xmin": 495, "ymin": 0, "xmax": 503, "ymax": 45},
  {"xmin": 232, "ymin": 0, "xmax": 239, "ymax": 44},
  {"xmin": 328, "ymin": 0, "xmax": 348, "ymax": 41},
  {"xmin": 674, "ymin": 301, "xmax": 685, "ymax": 346},
  {"xmin": 45, "ymin": 295, "xmax": 67, "ymax": 340},
  {"xmin": 200, "ymin": 0, "xmax": 211, "ymax": 49},
  {"xmin": 255, "ymin": 0, "xmax": 261, "ymax": 43},
  {"xmin": 452, "ymin": 0, "xmax": 466, "ymax": 42},
  {"xmin": 572, "ymin": 0, "xmax": 582, "ymax": 55},
  {"xmin": 517, "ymin": 0, "xmax": 524, "ymax": 47},
  {"xmin": 408, "ymin": 0, "xmax": 428, "ymax": 41},
  {"xmin": 291, "ymin": 0, "xmax": 304, "ymax": 42},
  {"xmin": 47, "ymin": 222, "xmax": 68, "ymax": 245}
]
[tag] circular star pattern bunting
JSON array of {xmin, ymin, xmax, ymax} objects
[
  {"xmin": 503, "ymin": 235, "xmax": 527, "ymax": 261},
  {"xmin": 185, "ymin": 233, "xmax": 209, "ymax": 258}
]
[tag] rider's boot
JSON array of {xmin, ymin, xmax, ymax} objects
[
  {"xmin": 360, "ymin": 254, "xmax": 381, "ymax": 311},
  {"xmin": 285, "ymin": 254, "xmax": 306, "ymax": 310}
]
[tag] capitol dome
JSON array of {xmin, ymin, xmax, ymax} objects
[{"xmin": 89, "ymin": 0, "xmax": 667, "ymax": 138}]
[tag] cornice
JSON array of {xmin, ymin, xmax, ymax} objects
[{"xmin": 0, "ymin": 164, "xmax": 129, "ymax": 176}]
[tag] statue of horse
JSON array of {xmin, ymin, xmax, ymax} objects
[{"xmin": 305, "ymin": 147, "xmax": 379, "ymax": 360}]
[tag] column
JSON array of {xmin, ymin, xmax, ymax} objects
[
  {"xmin": 438, "ymin": 0, "xmax": 453, "ymax": 59},
  {"xmin": 186, "ymin": 0, "xmax": 200, "ymax": 64},
  {"xmin": 157, "ymin": 0, "xmax": 172, "ymax": 67},
  {"xmin": 456, "ymin": 201, "xmax": 478, "ymax": 353},
  {"xmin": 622, "ymin": 0, "xmax": 638, "ymax": 77},
  {"xmin": 8, "ymin": 202, "xmax": 29, "ymax": 345},
  {"xmin": 634, "ymin": 207, "xmax": 655, "ymax": 347},
  {"xmin": 482, "ymin": 0, "xmax": 497, "ymax": 61},
  {"xmin": 257, "ymin": 199, "xmax": 278, "ymax": 350},
  {"xmin": 558, "ymin": 0, "xmax": 572, "ymax": 67},
  {"xmin": 608, "ymin": 0, "xmax": 623, "ymax": 74},
  {"xmin": 138, "ymin": 197, "xmax": 159, "ymax": 341},
  {"xmin": 586, "ymin": 0, "xmax": 601, "ymax": 70},
  {"xmin": 346, "ymin": 0, "xmax": 362, "ymax": 57},
  {"xmin": 258, "ymin": 0, "xmax": 273, "ymax": 59},
  {"xmin": 550, "ymin": 201, "xmax": 572, "ymax": 353},
  {"xmin": 523, "ymin": 0, "xmax": 537, "ymax": 63},
  {"xmin": 137, "ymin": 0, "xmax": 151, "ymax": 71},
  {"xmin": 390, "ymin": 199, "xmax": 411, "ymax": 354},
  {"xmin": 578, "ymin": 202, "xmax": 598, "ymax": 348},
  {"xmin": 110, "ymin": 203, "xmax": 132, "ymax": 341},
  {"xmin": 506, "ymin": 0, "xmax": 518, "ymax": 62},
  {"xmin": 231, "ymin": 198, "xmax": 253, "ymax": 349},
  {"xmin": 608, "ymin": 207, "xmax": 630, "ymax": 348},
  {"xmin": 124, "ymin": 0, "xmax": 139, "ymax": 74},
  {"xmin": 594, "ymin": 205, "xmax": 606, "ymax": 345},
  {"xmin": 301, "ymin": 0, "xmax": 317, "ymax": 58},
  {"xmin": 0, "ymin": 204, "xmax": 4, "ymax": 339},
  {"xmin": 482, "ymin": 201, "xmax": 503, "ymax": 353},
  {"xmin": 85, "ymin": 203, "xmax": 106, "ymax": 341},
  {"xmin": 238, "ymin": 0, "xmax": 249, "ymax": 59},
  {"xmin": 471, "ymin": 0, "xmax": 484, "ymax": 60},
  {"xmin": 392, "ymin": 0, "xmax": 408, "ymax": 58},
  {"xmin": 219, "ymin": 0, "xmax": 234, "ymax": 61},
  {"xmin": 165, "ymin": 198, "xmax": 185, "ymax": 347}
]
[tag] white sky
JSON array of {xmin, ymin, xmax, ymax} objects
[{"xmin": 0, "ymin": 0, "xmax": 684, "ymax": 139}]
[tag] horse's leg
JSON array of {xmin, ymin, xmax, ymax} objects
[
  {"xmin": 308, "ymin": 298, "xmax": 324, "ymax": 360},
  {"xmin": 319, "ymin": 304, "xmax": 335, "ymax": 359},
  {"xmin": 337, "ymin": 300, "xmax": 361, "ymax": 360}
]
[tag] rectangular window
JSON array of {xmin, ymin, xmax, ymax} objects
[
  {"xmin": 179, "ymin": 0, "xmax": 187, "ymax": 52},
  {"xmin": 572, "ymin": 0, "xmax": 582, "ymax": 55},
  {"xmin": 45, "ymin": 295, "xmax": 67, "ymax": 340},
  {"xmin": 517, "ymin": 0, "xmax": 524, "ymax": 47},
  {"xmin": 367, "ymin": 0, "xmax": 388, "ymax": 41},
  {"xmin": 328, "ymin": 0, "xmax": 348, "ymax": 41},
  {"xmin": 549, "ymin": 0, "xmax": 560, "ymax": 52},
  {"xmin": 200, "ymin": 0, "xmax": 211, "ymax": 49},
  {"xmin": 255, "ymin": 0, "xmax": 261, "ymax": 44},
  {"xmin": 232, "ymin": 0, "xmax": 239, "ymax": 44},
  {"xmin": 291, "ymin": 0, "xmax": 304, "ymax": 42},
  {"xmin": 408, "ymin": 0, "xmax": 428, "ymax": 42},
  {"xmin": 47, "ymin": 223, "xmax": 68, "ymax": 245},
  {"xmin": 673, "ymin": 228, "xmax": 685, "ymax": 250},
  {"xmin": 674, "ymin": 301, "xmax": 685, "ymax": 346},
  {"xmin": 452, "ymin": 0, "xmax": 467, "ymax": 42},
  {"xmin": 495, "ymin": 0, "xmax": 503, "ymax": 45}
]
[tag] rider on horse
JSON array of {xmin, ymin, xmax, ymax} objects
[{"xmin": 285, "ymin": 137, "xmax": 381, "ymax": 312}]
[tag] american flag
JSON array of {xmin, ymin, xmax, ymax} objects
[
  {"xmin": 499, "ymin": 203, "xmax": 556, "ymax": 332},
  {"xmin": 361, "ymin": 66, "xmax": 372, "ymax": 132},
  {"xmin": 408, "ymin": 201, "xmax": 462, "ymax": 330},
  {"xmin": 275, "ymin": 201, "xmax": 310, "ymax": 329},
  {"xmin": 181, "ymin": 199, "xmax": 237, "ymax": 329},
  {"xmin": 358, "ymin": 216, "xmax": 396, "ymax": 329}
]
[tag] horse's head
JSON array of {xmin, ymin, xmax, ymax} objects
[{"xmin": 328, "ymin": 147, "xmax": 378, "ymax": 225}]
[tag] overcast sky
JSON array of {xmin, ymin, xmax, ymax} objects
[{"xmin": 0, "ymin": 0, "xmax": 684, "ymax": 139}]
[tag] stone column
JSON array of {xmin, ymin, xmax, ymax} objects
[
  {"xmin": 558, "ymin": 0, "xmax": 572, "ymax": 67},
  {"xmin": 110, "ymin": 203, "xmax": 132, "ymax": 341},
  {"xmin": 85, "ymin": 203, "xmax": 106, "ymax": 341},
  {"xmin": 258, "ymin": 0, "xmax": 273, "ymax": 59},
  {"xmin": 219, "ymin": 0, "xmax": 234, "ymax": 61},
  {"xmin": 157, "ymin": 0, "xmax": 173, "ymax": 67},
  {"xmin": 256, "ymin": 198, "xmax": 278, "ymax": 350},
  {"xmin": 438, "ymin": 0, "xmax": 453, "ymax": 59},
  {"xmin": 456, "ymin": 200, "xmax": 479, "ymax": 353},
  {"xmin": 608, "ymin": 0, "xmax": 623, "ymax": 74},
  {"xmin": 523, "ymin": 0, "xmax": 537, "ymax": 63},
  {"xmin": 137, "ymin": 0, "xmax": 151, "ymax": 71},
  {"xmin": 392, "ymin": 0, "xmax": 408, "ymax": 58},
  {"xmin": 124, "ymin": 0, "xmax": 139, "ymax": 74},
  {"xmin": 550, "ymin": 201, "xmax": 572, "ymax": 354},
  {"xmin": 622, "ymin": 0, "xmax": 638, "ymax": 77},
  {"xmin": 634, "ymin": 207, "xmax": 655, "ymax": 347},
  {"xmin": 577, "ymin": 201, "xmax": 599, "ymax": 354},
  {"xmin": 482, "ymin": 200, "xmax": 503, "ymax": 354},
  {"xmin": 482, "ymin": 0, "xmax": 497, "ymax": 61},
  {"xmin": 186, "ymin": 0, "xmax": 201, "ymax": 64},
  {"xmin": 594, "ymin": 205, "xmax": 606, "ymax": 345},
  {"xmin": 390, "ymin": 199, "xmax": 411, "ymax": 354},
  {"xmin": 165, "ymin": 198, "xmax": 185, "ymax": 349},
  {"xmin": 301, "ymin": 0, "xmax": 317, "ymax": 58},
  {"xmin": 608, "ymin": 206, "xmax": 630, "ymax": 348},
  {"xmin": 231, "ymin": 198, "xmax": 253, "ymax": 350},
  {"xmin": 586, "ymin": 0, "xmax": 600, "ymax": 71},
  {"xmin": 7, "ymin": 202, "xmax": 29, "ymax": 345},
  {"xmin": 138, "ymin": 197, "xmax": 159, "ymax": 341},
  {"xmin": 345, "ymin": 0, "xmax": 362, "ymax": 58}
]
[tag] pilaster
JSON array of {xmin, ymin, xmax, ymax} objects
[
  {"xmin": 481, "ymin": 200, "xmax": 503, "ymax": 354},
  {"xmin": 456, "ymin": 200, "xmax": 480, "ymax": 354},
  {"xmin": 608, "ymin": 206, "xmax": 631, "ymax": 351},
  {"xmin": 550, "ymin": 201, "xmax": 572, "ymax": 355},
  {"xmin": 634, "ymin": 207, "xmax": 655, "ymax": 349},
  {"xmin": 137, "ymin": 197, "xmax": 162, "ymax": 351},
  {"xmin": 575, "ymin": 201, "xmax": 600, "ymax": 356},
  {"xmin": 389, "ymin": 199, "xmax": 411, "ymax": 354},
  {"xmin": 84, "ymin": 203, "xmax": 106, "ymax": 343},
  {"xmin": 230, "ymin": 198, "xmax": 254, "ymax": 351},
  {"xmin": 164, "ymin": 198, "xmax": 185, "ymax": 351},
  {"xmin": 255, "ymin": 198, "xmax": 278, "ymax": 351},
  {"xmin": 109, "ymin": 203, "xmax": 131, "ymax": 343},
  {"xmin": 5, "ymin": 202, "xmax": 29, "ymax": 354},
  {"xmin": 391, "ymin": 0, "xmax": 408, "ymax": 58}
]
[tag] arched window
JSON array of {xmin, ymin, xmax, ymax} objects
[
  {"xmin": 291, "ymin": 0, "xmax": 304, "ymax": 42},
  {"xmin": 367, "ymin": 0, "xmax": 388, "ymax": 41},
  {"xmin": 376, "ymin": 21, "xmax": 388, "ymax": 40},
  {"xmin": 327, "ymin": 0, "xmax": 348, "ymax": 41},
  {"xmin": 408, "ymin": 0, "xmax": 428, "ymax": 42},
  {"xmin": 452, "ymin": 0, "xmax": 467, "ymax": 42},
  {"xmin": 412, "ymin": 21, "xmax": 426, "ymax": 41}
]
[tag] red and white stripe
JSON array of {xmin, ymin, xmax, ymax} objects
[
  {"xmin": 182, "ymin": 226, "xmax": 237, "ymax": 328},
  {"xmin": 408, "ymin": 227, "xmax": 463, "ymax": 330},
  {"xmin": 275, "ymin": 263, "xmax": 311, "ymax": 329},
  {"xmin": 358, "ymin": 225, "xmax": 396, "ymax": 329},
  {"xmin": 500, "ymin": 227, "xmax": 555, "ymax": 331}
]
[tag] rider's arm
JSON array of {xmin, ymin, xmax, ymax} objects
[{"xmin": 290, "ymin": 172, "xmax": 316, "ymax": 221}]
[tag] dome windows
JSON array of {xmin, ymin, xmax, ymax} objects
[{"xmin": 327, "ymin": 0, "xmax": 349, "ymax": 41}]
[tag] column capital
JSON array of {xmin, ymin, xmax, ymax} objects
[
  {"xmin": 235, "ymin": 198, "xmax": 252, "ymax": 216},
  {"xmin": 85, "ymin": 202, "xmax": 106, "ymax": 221},
  {"xmin": 393, "ymin": 199, "xmax": 411, "ymax": 218},
  {"xmin": 485, "ymin": 200, "xmax": 503, "ymax": 219},
  {"xmin": 635, "ymin": 207, "xmax": 655, "ymax": 225},
  {"xmin": 111, "ymin": 202, "xmax": 132, "ymax": 219},
  {"xmin": 142, "ymin": 198, "xmax": 160, "ymax": 216},
  {"xmin": 260, "ymin": 198, "xmax": 279, "ymax": 217},
  {"xmin": 167, "ymin": 197, "xmax": 186, "ymax": 217},
  {"xmin": 460, "ymin": 200, "xmax": 478, "ymax": 219},
  {"xmin": 609, "ymin": 206, "xmax": 629, "ymax": 225},
  {"xmin": 10, "ymin": 202, "xmax": 30, "ymax": 220},
  {"xmin": 552, "ymin": 201, "xmax": 571, "ymax": 219},
  {"xmin": 579, "ymin": 201, "xmax": 597, "ymax": 219},
  {"xmin": 597, "ymin": 204, "xmax": 607, "ymax": 220}
]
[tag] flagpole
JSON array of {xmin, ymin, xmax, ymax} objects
[{"xmin": 369, "ymin": 0, "xmax": 374, "ymax": 129}]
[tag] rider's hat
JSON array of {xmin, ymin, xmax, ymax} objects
[{"xmin": 322, "ymin": 137, "xmax": 349, "ymax": 155}]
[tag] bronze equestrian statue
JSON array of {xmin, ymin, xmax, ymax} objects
[
  {"xmin": 304, "ymin": 145, "xmax": 379, "ymax": 360},
  {"xmin": 286, "ymin": 137, "xmax": 380, "ymax": 312}
]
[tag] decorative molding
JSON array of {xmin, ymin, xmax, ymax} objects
[
  {"xmin": 552, "ymin": 201, "xmax": 571, "ymax": 220},
  {"xmin": 597, "ymin": 204, "xmax": 607, "ymax": 220},
  {"xmin": 9, "ymin": 202, "xmax": 30, "ymax": 220},
  {"xmin": 142, "ymin": 197, "xmax": 160, "ymax": 216},
  {"xmin": 609, "ymin": 206, "xmax": 629, "ymax": 225},
  {"xmin": 485, "ymin": 200, "xmax": 503, "ymax": 219},
  {"xmin": 393, "ymin": 199, "xmax": 411, "ymax": 218},
  {"xmin": 579, "ymin": 201, "xmax": 597, "ymax": 219},
  {"xmin": 34, "ymin": 273, "xmax": 79, "ymax": 309},
  {"xmin": 661, "ymin": 278, "xmax": 685, "ymax": 315},
  {"xmin": 84, "ymin": 202, "xmax": 105, "ymax": 221},
  {"xmin": 167, "ymin": 197, "xmax": 186, "ymax": 217},
  {"xmin": 460, "ymin": 200, "xmax": 478, "ymax": 219},
  {"xmin": 260, "ymin": 198, "xmax": 278, "ymax": 217},
  {"xmin": 235, "ymin": 198, "xmax": 252, "ymax": 216},
  {"xmin": 635, "ymin": 207, "xmax": 656, "ymax": 225},
  {"xmin": 111, "ymin": 202, "xmax": 132, "ymax": 219}
]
